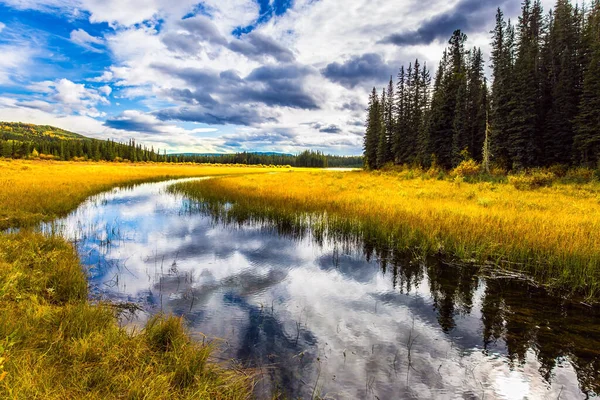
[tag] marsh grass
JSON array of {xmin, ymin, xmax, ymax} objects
[
  {"xmin": 0, "ymin": 160, "xmax": 262, "ymax": 399},
  {"xmin": 0, "ymin": 159, "xmax": 272, "ymax": 230},
  {"xmin": 171, "ymin": 170, "xmax": 600, "ymax": 300}
]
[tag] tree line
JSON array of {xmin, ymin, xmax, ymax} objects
[
  {"xmin": 0, "ymin": 123, "xmax": 362, "ymax": 168},
  {"xmin": 364, "ymin": 0, "xmax": 600, "ymax": 171}
]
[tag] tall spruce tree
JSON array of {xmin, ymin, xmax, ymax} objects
[
  {"xmin": 377, "ymin": 88, "xmax": 391, "ymax": 167},
  {"xmin": 574, "ymin": 0, "xmax": 600, "ymax": 166},
  {"xmin": 364, "ymin": 88, "xmax": 381, "ymax": 169},
  {"xmin": 490, "ymin": 10, "xmax": 516, "ymax": 169},
  {"xmin": 416, "ymin": 62, "xmax": 432, "ymax": 165},
  {"xmin": 466, "ymin": 48, "xmax": 488, "ymax": 162},
  {"xmin": 428, "ymin": 30, "xmax": 467, "ymax": 169},
  {"xmin": 508, "ymin": 0, "xmax": 543, "ymax": 170},
  {"xmin": 394, "ymin": 67, "xmax": 407, "ymax": 163},
  {"xmin": 543, "ymin": 0, "xmax": 582, "ymax": 166}
]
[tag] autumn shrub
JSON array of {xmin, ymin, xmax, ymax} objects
[
  {"xmin": 508, "ymin": 171, "xmax": 556, "ymax": 190},
  {"xmin": 451, "ymin": 159, "xmax": 481, "ymax": 178}
]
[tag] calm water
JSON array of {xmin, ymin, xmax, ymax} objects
[{"xmin": 46, "ymin": 179, "xmax": 600, "ymax": 399}]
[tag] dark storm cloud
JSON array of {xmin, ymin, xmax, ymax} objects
[
  {"xmin": 319, "ymin": 125, "xmax": 342, "ymax": 133},
  {"xmin": 380, "ymin": 0, "xmax": 508, "ymax": 46},
  {"xmin": 149, "ymin": 62, "xmax": 319, "ymax": 125},
  {"xmin": 162, "ymin": 15, "xmax": 227, "ymax": 53},
  {"xmin": 322, "ymin": 53, "xmax": 395, "ymax": 88},
  {"xmin": 162, "ymin": 16, "xmax": 293, "ymax": 62},
  {"xmin": 179, "ymin": 15, "xmax": 228, "ymax": 45},
  {"xmin": 339, "ymin": 100, "xmax": 365, "ymax": 112},
  {"xmin": 161, "ymin": 88, "xmax": 218, "ymax": 106},
  {"xmin": 151, "ymin": 64, "xmax": 220, "ymax": 89},
  {"xmin": 228, "ymin": 31, "xmax": 295, "ymax": 62},
  {"xmin": 104, "ymin": 116, "xmax": 162, "ymax": 133},
  {"xmin": 222, "ymin": 129, "xmax": 299, "ymax": 145},
  {"xmin": 304, "ymin": 122, "xmax": 343, "ymax": 134},
  {"xmin": 240, "ymin": 64, "xmax": 319, "ymax": 109},
  {"xmin": 154, "ymin": 104, "xmax": 275, "ymax": 126}
]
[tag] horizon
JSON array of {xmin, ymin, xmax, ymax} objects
[{"xmin": 0, "ymin": 0, "xmax": 555, "ymax": 155}]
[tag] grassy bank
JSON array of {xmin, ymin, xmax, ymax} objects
[
  {"xmin": 0, "ymin": 159, "xmax": 274, "ymax": 230},
  {"xmin": 0, "ymin": 160, "xmax": 266, "ymax": 398},
  {"xmin": 171, "ymin": 170, "xmax": 600, "ymax": 299}
]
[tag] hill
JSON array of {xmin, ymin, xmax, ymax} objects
[
  {"xmin": 0, "ymin": 122, "xmax": 86, "ymax": 141},
  {"xmin": 0, "ymin": 121, "xmax": 363, "ymax": 168}
]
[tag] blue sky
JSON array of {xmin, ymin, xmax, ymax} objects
[{"xmin": 0, "ymin": 0, "xmax": 551, "ymax": 155}]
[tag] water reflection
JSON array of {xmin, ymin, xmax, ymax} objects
[{"xmin": 45, "ymin": 179, "xmax": 600, "ymax": 399}]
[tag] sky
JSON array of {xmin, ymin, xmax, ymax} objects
[{"xmin": 0, "ymin": 0, "xmax": 556, "ymax": 155}]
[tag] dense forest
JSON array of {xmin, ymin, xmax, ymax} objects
[
  {"xmin": 0, "ymin": 122, "xmax": 362, "ymax": 168},
  {"xmin": 364, "ymin": 0, "xmax": 600, "ymax": 171}
]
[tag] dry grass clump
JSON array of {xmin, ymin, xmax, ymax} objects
[{"xmin": 172, "ymin": 170, "xmax": 600, "ymax": 299}]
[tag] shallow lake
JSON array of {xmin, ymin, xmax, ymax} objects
[{"xmin": 46, "ymin": 178, "xmax": 600, "ymax": 399}]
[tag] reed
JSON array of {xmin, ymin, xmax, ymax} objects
[{"xmin": 171, "ymin": 169, "xmax": 600, "ymax": 300}]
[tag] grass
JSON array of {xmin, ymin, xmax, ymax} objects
[
  {"xmin": 170, "ymin": 169, "xmax": 600, "ymax": 300},
  {"xmin": 0, "ymin": 159, "xmax": 276, "ymax": 230},
  {"xmin": 0, "ymin": 159, "xmax": 271, "ymax": 399}
]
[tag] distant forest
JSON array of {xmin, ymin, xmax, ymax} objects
[
  {"xmin": 364, "ymin": 0, "xmax": 600, "ymax": 171},
  {"xmin": 0, "ymin": 122, "xmax": 362, "ymax": 168}
]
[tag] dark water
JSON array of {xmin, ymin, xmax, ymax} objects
[{"xmin": 46, "ymin": 179, "xmax": 600, "ymax": 399}]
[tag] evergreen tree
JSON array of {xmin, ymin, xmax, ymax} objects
[
  {"xmin": 429, "ymin": 31, "xmax": 467, "ymax": 169},
  {"xmin": 416, "ymin": 63, "xmax": 432, "ymax": 165},
  {"xmin": 490, "ymin": 10, "xmax": 516, "ymax": 169},
  {"xmin": 508, "ymin": 0, "xmax": 544, "ymax": 170},
  {"xmin": 376, "ymin": 88, "xmax": 389, "ymax": 168},
  {"xmin": 394, "ymin": 66, "xmax": 407, "ymax": 163},
  {"xmin": 466, "ymin": 48, "xmax": 488, "ymax": 162},
  {"xmin": 543, "ymin": 0, "xmax": 582, "ymax": 166},
  {"xmin": 364, "ymin": 88, "xmax": 382, "ymax": 169},
  {"xmin": 574, "ymin": 0, "xmax": 600, "ymax": 166}
]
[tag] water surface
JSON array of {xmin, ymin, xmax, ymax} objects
[{"xmin": 47, "ymin": 179, "xmax": 600, "ymax": 399}]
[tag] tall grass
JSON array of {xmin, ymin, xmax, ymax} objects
[
  {"xmin": 171, "ymin": 169, "xmax": 600, "ymax": 300},
  {"xmin": 0, "ymin": 159, "xmax": 273, "ymax": 230},
  {"xmin": 0, "ymin": 160, "xmax": 262, "ymax": 398}
]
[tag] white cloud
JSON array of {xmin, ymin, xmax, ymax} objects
[
  {"xmin": 98, "ymin": 85, "xmax": 112, "ymax": 96},
  {"xmin": 25, "ymin": 78, "xmax": 110, "ymax": 117},
  {"xmin": 0, "ymin": 22, "xmax": 6, "ymax": 33},
  {"xmin": 88, "ymin": 71, "xmax": 114, "ymax": 82},
  {"xmin": 70, "ymin": 28, "xmax": 104, "ymax": 52},
  {"xmin": 0, "ymin": 45, "xmax": 33, "ymax": 84}
]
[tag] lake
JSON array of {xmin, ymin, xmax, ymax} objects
[{"xmin": 45, "ymin": 178, "xmax": 600, "ymax": 399}]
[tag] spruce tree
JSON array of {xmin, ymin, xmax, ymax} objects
[
  {"xmin": 377, "ymin": 88, "xmax": 389, "ymax": 168},
  {"xmin": 394, "ymin": 67, "xmax": 407, "ymax": 163},
  {"xmin": 416, "ymin": 63, "xmax": 432, "ymax": 166},
  {"xmin": 490, "ymin": 10, "xmax": 515, "ymax": 169},
  {"xmin": 429, "ymin": 31, "xmax": 467, "ymax": 169},
  {"xmin": 574, "ymin": 0, "xmax": 600, "ymax": 166},
  {"xmin": 364, "ymin": 88, "xmax": 381, "ymax": 169},
  {"xmin": 543, "ymin": 0, "xmax": 582, "ymax": 166},
  {"xmin": 509, "ymin": 0, "xmax": 543, "ymax": 170}
]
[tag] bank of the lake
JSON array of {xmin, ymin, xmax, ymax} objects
[
  {"xmin": 0, "ymin": 160, "xmax": 269, "ymax": 399},
  {"xmin": 170, "ymin": 169, "xmax": 600, "ymax": 300}
]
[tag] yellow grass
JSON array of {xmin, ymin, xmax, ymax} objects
[
  {"xmin": 0, "ymin": 159, "xmax": 274, "ymax": 399},
  {"xmin": 172, "ymin": 170, "xmax": 600, "ymax": 298},
  {"xmin": 0, "ymin": 159, "xmax": 276, "ymax": 230}
]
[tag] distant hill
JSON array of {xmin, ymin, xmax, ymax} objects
[
  {"xmin": 171, "ymin": 151, "xmax": 295, "ymax": 157},
  {"xmin": 0, "ymin": 122, "xmax": 87, "ymax": 141},
  {"xmin": 0, "ymin": 121, "xmax": 363, "ymax": 168}
]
